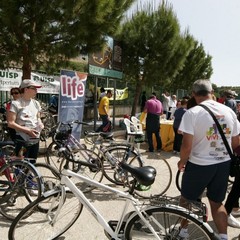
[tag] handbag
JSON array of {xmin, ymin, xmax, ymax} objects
[{"xmin": 199, "ymin": 104, "xmax": 240, "ymax": 177}]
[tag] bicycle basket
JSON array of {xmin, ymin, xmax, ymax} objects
[{"xmin": 55, "ymin": 124, "xmax": 71, "ymax": 140}]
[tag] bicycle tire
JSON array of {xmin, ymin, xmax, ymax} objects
[
  {"xmin": 8, "ymin": 189, "xmax": 83, "ymax": 240},
  {"xmin": 134, "ymin": 157, "xmax": 172, "ymax": 199},
  {"xmin": 58, "ymin": 148, "xmax": 104, "ymax": 193},
  {"xmin": 102, "ymin": 146, "xmax": 143, "ymax": 185},
  {"xmin": 45, "ymin": 141, "xmax": 65, "ymax": 170},
  {"xmin": 46, "ymin": 141, "xmax": 84, "ymax": 172},
  {"xmin": 34, "ymin": 162, "xmax": 60, "ymax": 191},
  {"xmin": 175, "ymin": 169, "xmax": 183, "ymax": 192},
  {"xmin": 0, "ymin": 160, "xmax": 42, "ymax": 221},
  {"xmin": 124, "ymin": 206, "xmax": 217, "ymax": 240}
]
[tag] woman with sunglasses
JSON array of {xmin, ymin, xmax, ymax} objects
[
  {"xmin": 6, "ymin": 87, "xmax": 21, "ymax": 141},
  {"xmin": 6, "ymin": 88, "xmax": 21, "ymax": 108}
]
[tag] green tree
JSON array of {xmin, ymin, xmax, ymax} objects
[
  {"xmin": 117, "ymin": 2, "xmax": 194, "ymax": 115},
  {"xmin": 0, "ymin": 0, "xmax": 134, "ymax": 79},
  {"xmin": 172, "ymin": 41, "xmax": 213, "ymax": 92}
]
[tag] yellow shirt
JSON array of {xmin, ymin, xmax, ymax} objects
[{"xmin": 98, "ymin": 96, "xmax": 109, "ymax": 115}]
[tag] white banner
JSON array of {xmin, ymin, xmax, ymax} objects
[{"xmin": 0, "ymin": 69, "xmax": 60, "ymax": 94}]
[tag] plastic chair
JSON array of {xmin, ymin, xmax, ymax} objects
[
  {"xmin": 131, "ymin": 116, "xmax": 144, "ymax": 132},
  {"xmin": 123, "ymin": 118, "xmax": 144, "ymax": 149},
  {"xmin": 131, "ymin": 116, "xmax": 143, "ymax": 132}
]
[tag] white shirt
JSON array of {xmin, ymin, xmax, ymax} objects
[
  {"xmin": 179, "ymin": 100, "xmax": 240, "ymax": 165},
  {"xmin": 162, "ymin": 94, "xmax": 170, "ymax": 111}
]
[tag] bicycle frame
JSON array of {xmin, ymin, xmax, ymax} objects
[
  {"xmin": 48, "ymin": 168, "xmax": 162, "ymax": 240},
  {"xmin": 85, "ymin": 132, "xmax": 143, "ymax": 164}
]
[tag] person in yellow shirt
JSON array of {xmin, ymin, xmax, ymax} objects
[{"xmin": 97, "ymin": 90, "xmax": 112, "ymax": 132}]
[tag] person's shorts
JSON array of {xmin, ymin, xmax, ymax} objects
[{"xmin": 181, "ymin": 160, "xmax": 231, "ymax": 203}]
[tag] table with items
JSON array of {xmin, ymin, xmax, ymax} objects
[{"xmin": 139, "ymin": 112, "xmax": 174, "ymax": 152}]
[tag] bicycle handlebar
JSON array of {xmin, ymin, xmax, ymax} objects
[{"xmin": 57, "ymin": 120, "xmax": 90, "ymax": 128}]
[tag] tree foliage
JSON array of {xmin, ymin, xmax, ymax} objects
[
  {"xmin": 0, "ymin": 0, "xmax": 134, "ymax": 79},
  {"xmin": 171, "ymin": 40, "xmax": 213, "ymax": 92},
  {"xmin": 117, "ymin": 2, "xmax": 194, "ymax": 115}
]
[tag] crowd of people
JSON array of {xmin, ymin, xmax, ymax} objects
[
  {"xmin": 139, "ymin": 80, "xmax": 240, "ymax": 240},
  {"xmin": 1, "ymin": 79, "xmax": 240, "ymax": 239}
]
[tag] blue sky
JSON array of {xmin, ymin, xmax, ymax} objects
[{"xmin": 132, "ymin": 0, "xmax": 240, "ymax": 87}]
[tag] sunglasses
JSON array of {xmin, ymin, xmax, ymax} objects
[{"xmin": 11, "ymin": 92, "xmax": 20, "ymax": 95}]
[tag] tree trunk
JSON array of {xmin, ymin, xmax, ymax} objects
[
  {"xmin": 22, "ymin": 46, "xmax": 32, "ymax": 80},
  {"xmin": 131, "ymin": 77, "xmax": 143, "ymax": 116}
]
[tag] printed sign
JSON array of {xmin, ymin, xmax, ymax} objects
[
  {"xmin": 88, "ymin": 36, "xmax": 123, "ymax": 79},
  {"xmin": 0, "ymin": 69, "xmax": 60, "ymax": 94},
  {"xmin": 58, "ymin": 70, "xmax": 88, "ymax": 140}
]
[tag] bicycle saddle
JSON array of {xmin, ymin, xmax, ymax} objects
[
  {"xmin": 100, "ymin": 132, "xmax": 114, "ymax": 139},
  {"xmin": 121, "ymin": 163, "xmax": 156, "ymax": 186}
]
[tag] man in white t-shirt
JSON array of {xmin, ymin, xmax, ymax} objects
[{"xmin": 178, "ymin": 79, "xmax": 240, "ymax": 240}]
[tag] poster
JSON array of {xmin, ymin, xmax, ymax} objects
[
  {"xmin": 58, "ymin": 70, "xmax": 88, "ymax": 140},
  {"xmin": 88, "ymin": 36, "xmax": 123, "ymax": 79},
  {"xmin": 0, "ymin": 69, "xmax": 60, "ymax": 94}
]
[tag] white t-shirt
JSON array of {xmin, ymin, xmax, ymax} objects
[
  {"xmin": 10, "ymin": 98, "xmax": 41, "ymax": 141},
  {"xmin": 162, "ymin": 94, "xmax": 170, "ymax": 111},
  {"xmin": 179, "ymin": 99, "xmax": 240, "ymax": 165}
]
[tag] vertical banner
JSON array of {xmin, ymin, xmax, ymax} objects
[{"xmin": 59, "ymin": 70, "xmax": 88, "ymax": 140}]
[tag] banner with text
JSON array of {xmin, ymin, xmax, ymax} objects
[
  {"xmin": 0, "ymin": 69, "xmax": 60, "ymax": 94},
  {"xmin": 88, "ymin": 84, "xmax": 128, "ymax": 101},
  {"xmin": 58, "ymin": 70, "xmax": 87, "ymax": 140}
]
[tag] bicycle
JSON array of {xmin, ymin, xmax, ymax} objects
[
  {"xmin": 45, "ymin": 121, "xmax": 104, "ymax": 193},
  {"xmin": 0, "ymin": 140, "xmax": 61, "ymax": 220},
  {"xmin": 85, "ymin": 130, "xmax": 172, "ymax": 198},
  {"xmin": 0, "ymin": 142, "xmax": 44, "ymax": 220},
  {"xmin": 0, "ymin": 114, "xmax": 13, "ymax": 142},
  {"xmin": 8, "ymin": 156, "xmax": 219, "ymax": 240},
  {"xmin": 84, "ymin": 131, "xmax": 144, "ymax": 185},
  {"xmin": 40, "ymin": 107, "xmax": 58, "ymax": 141}
]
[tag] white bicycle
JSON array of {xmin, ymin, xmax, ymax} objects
[{"xmin": 8, "ymin": 155, "xmax": 219, "ymax": 240}]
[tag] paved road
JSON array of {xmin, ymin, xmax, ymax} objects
[{"xmin": 1, "ymin": 141, "xmax": 240, "ymax": 239}]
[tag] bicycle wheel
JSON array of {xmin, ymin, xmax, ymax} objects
[
  {"xmin": 59, "ymin": 148, "xmax": 104, "ymax": 193},
  {"xmin": 124, "ymin": 206, "xmax": 216, "ymax": 240},
  {"xmin": 1, "ymin": 144, "xmax": 15, "ymax": 156},
  {"xmin": 175, "ymin": 169, "xmax": 183, "ymax": 192},
  {"xmin": 46, "ymin": 141, "xmax": 82, "ymax": 172},
  {"xmin": 9, "ymin": 189, "xmax": 83, "ymax": 240},
  {"xmin": 0, "ymin": 160, "xmax": 42, "ymax": 220},
  {"xmin": 45, "ymin": 141, "xmax": 65, "ymax": 170},
  {"xmin": 134, "ymin": 157, "xmax": 172, "ymax": 198},
  {"xmin": 34, "ymin": 163, "xmax": 60, "ymax": 191},
  {"xmin": 103, "ymin": 147, "xmax": 143, "ymax": 185}
]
